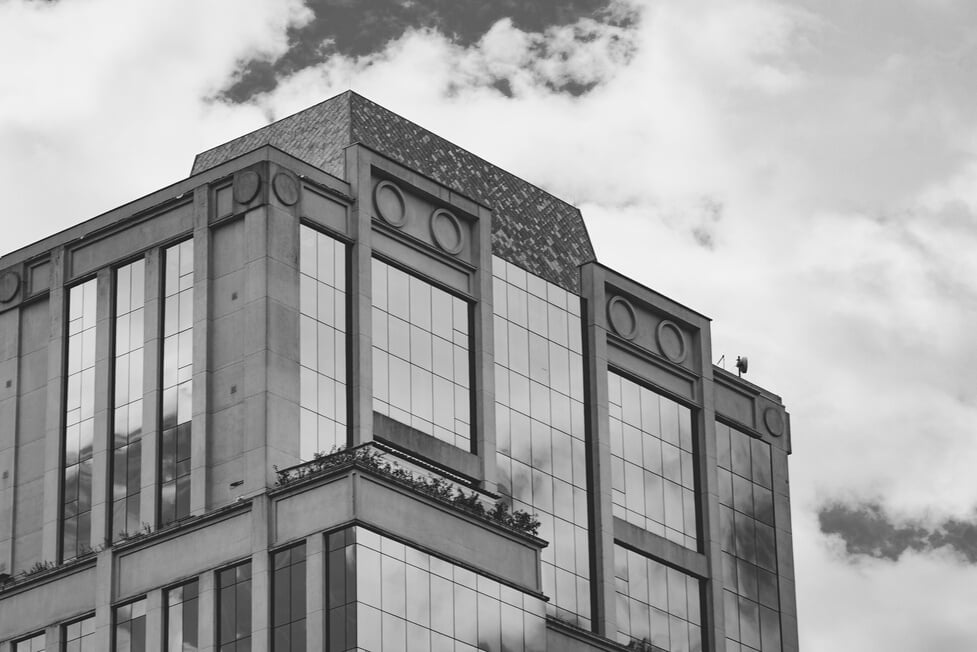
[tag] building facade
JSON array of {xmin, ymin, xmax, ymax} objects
[{"xmin": 0, "ymin": 92, "xmax": 796, "ymax": 652}]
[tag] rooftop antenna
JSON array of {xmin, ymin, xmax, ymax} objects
[
  {"xmin": 735, "ymin": 356, "xmax": 748, "ymax": 378},
  {"xmin": 716, "ymin": 354, "xmax": 726, "ymax": 369}
]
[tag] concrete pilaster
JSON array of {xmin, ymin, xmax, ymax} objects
[
  {"xmin": 42, "ymin": 249, "xmax": 65, "ymax": 563},
  {"xmin": 90, "ymin": 267, "xmax": 112, "ymax": 548},
  {"xmin": 580, "ymin": 263, "xmax": 615, "ymax": 637},
  {"xmin": 0, "ymin": 306, "xmax": 20, "ymax": 573},
  {"xmin": 198, "ymin": 570, "xmax": 216, "ymax": 652},
  {"xmin": 473, "ymin": 204, "xmax": 496, "ymax": 487},
  {"xmin": 145, "ymin": 588, "xmax": 163, "ymax": 652},
  {"xmin": 250, "ymin": 495, "xmax": 271, "ymax": 652},
  {"xmin": 242, "ymin": 205, "xmax": 270, "ymax": 500},
  {"xmin": 191, "ymin": 186, "xmax": 211, "ymax": 515},
  {"xmin": 264, "ymin": 195, "xmax": 301, "ymax": 482},
  {"xmin": 698, "ymin": 327, "xmax": 726, "ymax": 652},
  {"xmin": 140, "ymin": 248, "xmax": 161, "ymax": 530},
  {"xmin": 347, "ymin": 146, "xmax": 373, "ymax": 448},
  {"xmin": 93, "ymin": 547, "xmax": 113, "ymax": 650}
]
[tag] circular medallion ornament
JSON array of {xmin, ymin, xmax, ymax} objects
[
  {"xmin": 233, "ymin": 170, "xmax": 262, "ymax": 204},
  {"xmin": 607, "ymin": 296, "xmax": 638, "ymax": 340},
  {"xmin": 0, "ymin": 270, "xmax": 21, "ymax": 303},
  {"xmin": 374, "ymin": 180, "xmax": 408, "ymax": 227},
  {"xmin": 272, "ymin": 172, "xmax": 299, "ymax": 206},
  {"xmin": 656, "ymin": 320, "xmax": 688, "ymax": 364},
  {"xmin": 430, "ymin": 209, "xmax": 464, "ymax": 255},
  {"xmin": 764, "ymin": 407, "xmax": 785, "ymax": 437}
]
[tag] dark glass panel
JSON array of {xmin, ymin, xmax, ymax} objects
[
  {"xmin": 760, "ymin": 605, "xmax": 783, "ymax": 652},
  {"xmin": 730, "ymin": 429, "xmax": 752, "ymax": 479},
  {"xmin": 751, "ymin": 437, "xmax": 772, "ymax": 489}
]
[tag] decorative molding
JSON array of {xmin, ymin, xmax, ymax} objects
[
  {"xmin": 233, "ymin": 170, "xmax": 262, "ymax": 204},
  {"xmin": 429, "ymin": 208, "xmax": 464, "ymax": 255},
  {"xmin": 0, "ymin": 269, "xmax": 21, "ymax": 303},
  {"xmin": 607, "ymin": 295, "xmax": 638, "ymax": 340},
  {"xmin": 373, "ymin": 180, "xmax": 408, "ymax": 227},
  {"xmin": 272, "ymin": 171, "xmax": 299, "ymax": 206},
  {"xmin": 764, "ymin": 407, "xmax": 785, "ymax": 437},
  {"xmin": 656, "ymin": 319, "xmax": 688, "ymax": 364}
]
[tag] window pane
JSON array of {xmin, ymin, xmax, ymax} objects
[
  {"xmin": 372, "ymin": 258, "xmax": 471, "ymax": 451},
  {"xmin": 62, "ymin": 279, "xmax": 98, "ymax": 559},
  {"xmin": 160, "ymin": 243, "xmax": 193, "ymax": 526},
  {"xmin": 271, "ymin": 544, "xmax": 306, "ymax": 652},
  {"xmin": 610, "ymin": 372, "xmax": 698, "ymax": 549},
  {"xmin": 300, "ymin": 227, "xmax": 347, "ymax": 458}
]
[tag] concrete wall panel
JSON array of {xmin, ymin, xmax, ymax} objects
[
  {"xmin": 69, "ymin": 202, "xmax": 194, "ymax": 279},
  {"xmin": 116, "ymin": 511, "xmax": 251, "ymax": 599},
  {"xmin": 274, "ymin": 476, "xmax": 354, "ymax": 543},
  {"xmin": 0, "ymin": 566, "xmax": 96, "ymax": 637}
]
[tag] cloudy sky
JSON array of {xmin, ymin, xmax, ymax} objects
[{"xmin": 3, "ymin": 0, "xmax": 976, "ymax": 648}]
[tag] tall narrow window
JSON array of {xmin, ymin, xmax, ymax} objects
[
  {"xmin": 372, "ymin": 258, "xmax": 471, "ymax": 451},
  {"xmin": 160, "ymin": 240, "xmax": 193, "ymax": 526},
  {"xmin": 62, "ymin": 616, "xmax": 96, "ymax": 652},
  {"xmin": 165, "ymin": 580, "xmax": 199, "ymax": 652},
  {"xmin": 493, "ymin": 257, "xmax": 591, "ymax": 628},
  {"xmin": 614, "ymin": 545, "xmax": 703, "ymax": 651},
  {"xmin": 63, "ymin": 279, "xmax": 97, "ymax": 560},
  {"xmin": 716, "ymin": 421, "xmax": 781, "ymax": 652},
  {"xmin": 113, "ymin": 260, "xmax": 145, "ymax": 540},
  {"xmin": 609, "ymin": 372, "xmax": 698, "ymax": 550},
  {"xmin": 217, "ymin": 562, "xmax": 252, "ymax": 651},
  {"xmin": 13, "ymin": 633, "xmax": 45, "ymax": 652},
  {"xmin": 272, "ymin": 543, "xmax": 306, "ymax": 651},
  {"xmin": 114, "ymin": 598, "xmax": 147, "ymax": 652},
  {"xmin": 299, "ymin": 225, "xmax": 347, "ymax": 459}
]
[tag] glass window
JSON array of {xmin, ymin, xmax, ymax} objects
[
  {"xmin": 717, "ymin": 421, "xmax": 781, "ymax": 652},
  {"xmin": 160, "ymin": 240, "xmax": 193, "ymax": 526},
  {"xmin": 217, "ymin": 562, "xmax": 252, "ymax": 651},
  {"xmin": 492, "ymin": 256, "xmax": 591, "ymax": 629},
  {"xmin": 114, "ymin": 598, "xmax": 146, "ymax": 652},
  {"xmin": 299, "ymin": 225, "xmax": 347, "ymax": 459},
  {"xmin": 272, "ymin": 543, "xmax": 306, "ymax": 651},
  {"xmin": 112, "ymin": 260, "xmax": 145, "ymax": 540},
  {"xmin": 165, "ymin": 580, "xmax": 199, "ymax": 652},
  {"xmin": 372, "ymin": 258, "xmax": 471, "ymax": 451},
  {"xmin": 326, "ymin": 526, "xmax": 545, "ymax": 652},
  {"xmin": 614, "ymin": 545, "xmax": 703, "ymax": 652},
  {"xmin": 609, "ymin": 372, "xmax": 698, "ymax": 550},
  {"xmin": 62, "ymin": 615, "xmax": 96, "ymax": 652},
  {"xmin": 63, "ymin": 278, "xmax": 97, "ymax": 560},
  {"xmin": 14, "ymin": 633, "xmax": 45, "ymax": 652}
]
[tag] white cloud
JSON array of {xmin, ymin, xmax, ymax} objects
[
  {"xmin": 2, "ymin": 1, "xmax": 977, "ymax": 650},
  {"xmin": 0, "ymin": 0, "xmax": 310, "ymax": 248}
]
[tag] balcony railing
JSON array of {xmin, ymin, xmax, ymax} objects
[{"xmin": 274, "ymin": 443, "xmax": 542, "ymax": 538}]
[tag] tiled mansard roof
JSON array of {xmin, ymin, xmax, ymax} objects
[{"xmin": 192, "ymin": 92, "xmax": 596, "ymax": 291}]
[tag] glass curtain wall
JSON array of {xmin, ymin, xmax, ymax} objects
[
  {"xmin": 299, "ymin": 225, "xmax": 347, "ymax": 459},
  {"xmin": 112, "ymin": 259, "xmax": 145, "ymax": 540},
  {"xmin": 492, "ymin": 257, "xmax": 591, "ymax": 628},
  {"xmin": 614, "ymin": 544, "xmax": 703, "ymax": 652},
  {"xmin": 716, "ymin": 421, "xmax": 781, "ymax": 652},
  {"xmin": 326, "ymin": 526, "xmax": 546, "ymax": 652},
  {"xmin": 608, "ymin": 372, "xmax": 699, "ymax": 550},
  {"xmin": 62, "ymin": 278, "xmax": 97, "ymax": 560},
  {"xmin": 160, "ymin": 240, "xmax": 193, "ymax": 525},
  {"xmin": 372, "ymin": 258, "xmax": 471, "ymax": 451}
]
